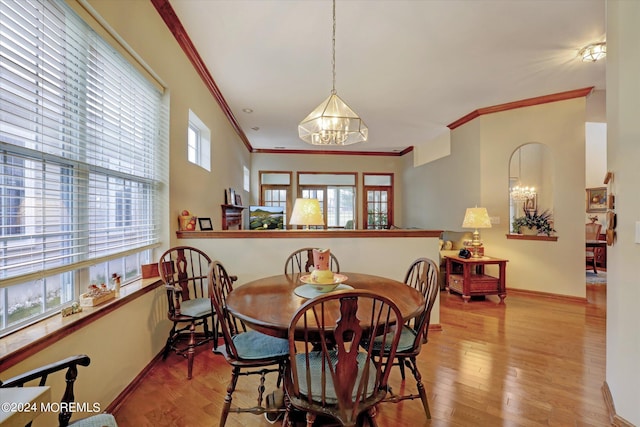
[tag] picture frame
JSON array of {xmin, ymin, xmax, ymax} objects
[
  {"xmin": 586, "ymin": 187, "xmax": 607, "ymax": 212},
  {"xmin": 234, "ymin": 193, "xmax": 242, "ymax": 206},
  {"xmin": 524, "ymin": 194, "xmax": 537, "ymax": 212},
  {"xmin": 225, "ymin": 188, "xmax": 231, "ymax": 205},
  {"xmin": 198, "ymin": 217, "xmax": 213, "ymax": 231},
  {"xmin": 229, "ymin": 188, "xmax": 236, "ymax": 206}
]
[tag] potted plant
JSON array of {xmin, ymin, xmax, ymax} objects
[{"xmin": 512, "ymin": 207, "xmax": 556, "ymax": 236}]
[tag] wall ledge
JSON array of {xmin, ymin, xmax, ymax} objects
[
  {"xmin": 177, "ymin": 229, "xmax": 442, "ymax": 239},
  {"xmin": 0, "ymin": 278, "xmax": 163, "ymax": 371},
  {"xmin": 506, "ymin": 233, "xmax": 558, "ymax": 242}
]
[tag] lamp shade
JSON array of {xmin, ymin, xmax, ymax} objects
[
  {"xmin": 289, "ymin": 198, "xmax": 324, "ymax": 227},
  {"xmin": 462, "ymin": 207, "xmax": 492, "ymax": 229}
]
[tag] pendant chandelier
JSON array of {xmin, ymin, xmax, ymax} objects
[
  {"xmin": 510, "ymin": 148, "xmax": 536, "ymax": 202},
  {"xmin": 510, "ymin": 185, "xmax": 536, "ymax": 202},
  {"xmin": 298, "ymin": 0, "xmax": 368, "ymax": 146}
]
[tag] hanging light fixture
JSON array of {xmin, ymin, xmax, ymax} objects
[
  {"xmin": 298, "ymin": 0, "xmax": 367, "ymax": 146},
  {"xmin": 579, "ymin": 42, "xmax": 606, "ymax": 62},
  {"xmin": 510, "ymin": 148, "xmax": 536, "ymax": 202}
]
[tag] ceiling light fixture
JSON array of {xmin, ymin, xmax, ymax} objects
[
  {"xmin": 579, "ymin": 42, "xmax": 606, "ymax": 62},
  {"xmin": 298, "ymin": 0, "xmax": 367, "ymax": 146}
]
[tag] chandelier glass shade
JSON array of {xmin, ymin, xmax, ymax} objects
[
  {"xmin": 510, "ymin": 185, "xmax": 536, "ymax": 202},
  {"xmin": 298, "ymin": 92, "xmax": 368, "ymax": 146},
  {"xmin": 579, "ymin": 42, "xmax": 606, "ymax": 62},
  {"xmin": 298, "ymin": 0, "xmax": 367, "ymax": 146}
]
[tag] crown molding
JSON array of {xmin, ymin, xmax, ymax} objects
[{"xmin": 448, "ymin": 87, "xmax": 594, "ymax": 130}]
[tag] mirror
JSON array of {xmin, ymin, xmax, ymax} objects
[{"xmin": 509, "ymin": 143, "xmax": 554, "ymax": 233}]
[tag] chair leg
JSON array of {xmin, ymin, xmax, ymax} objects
[
  {"xmin": 592, "ymin": 258, "xmax": 598, "ymax": 274},
  {"xmin": 407, "ymin": 356, "xmax": 431, "ymax": 419},
  {"xmin": 187, "ymin": 322, "xmax": 196, "ymax": 380},
  {"xmin": 220, "ymin": 366, "xmax": 240, "ymax": 427},
  {"xmin": 162, "ymin": 324, "xmax": 177, "ymax": 360},
  {"xmin": 398, "ymin": 357, "xmax": 406, "ymax": 380}
]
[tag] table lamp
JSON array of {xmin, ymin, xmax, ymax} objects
[
  {"xmin": 289, "ymin": 198, "xmax": 324, "ymax": 230},
  {"xmin": 462, "ymin": 207, "xmax": 492, "ymax": 258}
]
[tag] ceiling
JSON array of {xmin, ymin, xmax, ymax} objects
[{"xmin": 167, "ymin": 0, "xmax": 606, "ymax": 154}]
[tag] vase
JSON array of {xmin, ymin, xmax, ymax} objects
[
  {"xmin": 312, "ymin": 248, "xmax": 331, "ymax": 271},
  {"xmin": 521, "ymin": 226, "xmax": 538, "ymax": 236}
]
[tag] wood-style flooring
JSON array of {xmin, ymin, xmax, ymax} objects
[{"xmin": 113, "ymin": 284, "xmax": 608, "ymax": 426}]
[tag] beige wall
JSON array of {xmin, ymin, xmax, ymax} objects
[
  {"xmin": 606, "ymin": 1, "xmax": 640, "ymax": 424},
  {"xmin": 403, "ymin": 98, "xmax": 587, "ymax": 298}
]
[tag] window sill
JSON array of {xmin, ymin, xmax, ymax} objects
[
  {"xmin": 0, "ymin": 277, "xmax": 163, "ymax": 371},
  {"xmin": 506, "ymin": 234, "xmax": 558, "ymax": 242}
]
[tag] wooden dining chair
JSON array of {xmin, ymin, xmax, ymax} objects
[
  {"xmin": 283, "ymin": 290, "xmax": 403, "ymax": 427},
  {"xmin": 0, "ymin": 354, "xmax": 118, "ymax": 427},
  {"xmin": 284, "ymin": 247, "xmax": 340, "ymax": 274},
  {"xmin": 372, "ymin": 257, "xmax": 439, "ymax": 420},
  {"xmin": 208, "ymin": 260, "xmax": 289, "ymax": 427},
  {"xmin": 158, "ymin": 246, "xmax": 217, "ymax": 379},
  {"xmin": 586, "ymin": 223, "xmax": 602, "ymax": 273}
]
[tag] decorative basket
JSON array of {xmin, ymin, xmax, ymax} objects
[
  {"xmin": 80, "ymin": 289, "xmax": 116, "ymax": 307},
  {"xmin": 178, "ymin": 215, "xmax": 197, "ymax": 231}
]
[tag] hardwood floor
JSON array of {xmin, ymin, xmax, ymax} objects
[{"xmin": 113, "ymin": 285, "xmax": 608, "ymax": 426}]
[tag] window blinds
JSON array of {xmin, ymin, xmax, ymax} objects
[{"xmin": 0, "ymin": 0, "xmax": 166, "ymax": 284}]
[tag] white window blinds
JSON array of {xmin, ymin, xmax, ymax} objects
[{"xmin": 0, "ymin": 0, "xmax": 166, "ymax": 284}]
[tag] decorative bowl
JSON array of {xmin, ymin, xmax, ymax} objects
[{"xmin": 300, "ymin": 273, "xmax": 348, "ymax": 293}]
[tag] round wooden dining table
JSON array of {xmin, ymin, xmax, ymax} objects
[{"xmin": 225, "ymin": 272, "xmax": 426, "ymax": 339}]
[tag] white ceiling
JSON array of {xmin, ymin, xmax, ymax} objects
[{"xmin": 168, "ymin": 0, "xmax": 606, "ymax": 153}]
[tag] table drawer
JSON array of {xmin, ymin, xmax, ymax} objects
[
  {"xmin": 448, "ymin": 274, "xmax": 464, "ymax": 293},
  {"xmin": 469, "ymin": 274, "xmax": 499, "ymax": 293}
]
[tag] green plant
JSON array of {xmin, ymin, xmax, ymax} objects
[{"xmin": 512, "ymin": 207, "xmax": 556, "ymax": 236}]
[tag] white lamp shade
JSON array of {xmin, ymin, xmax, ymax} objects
[
  {"xmin": 289, "ymin": 198, "xmax": 324, "ymax": 226},
  {"xmin": 462, "ymin": 207, "xmax": 492, "ymax": 229}
]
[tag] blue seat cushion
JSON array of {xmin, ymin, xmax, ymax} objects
[
  {"xmin": 179, "ymin": 297, "xmax": 212, "ymax": 318},
  {"xmin": 231, "ymin": 330, "xmax": 289, "ymax": 360},
  {"xmin": 365, "ymin": 325, "xmax": 417, "ymax": 353},
  {"xmin": 294, "ymin": 351, "xmax": 377, "ymax": 404},
  {"xmin": 372, "ymin": 325, "xmax": 417, "ymax": 353}
]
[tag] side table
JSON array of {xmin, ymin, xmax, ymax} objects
[{"xmin": 445, "ymin": 255, "xmax": 508, "ymax": 303}]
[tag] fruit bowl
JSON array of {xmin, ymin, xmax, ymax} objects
[{"xmin": 300, "ymin": 274, "xmax": 348, "ymax": 293}]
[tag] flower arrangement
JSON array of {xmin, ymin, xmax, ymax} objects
[{"xmin": 512, "ymin": 207, "xmax": 556, "ymax": 236}]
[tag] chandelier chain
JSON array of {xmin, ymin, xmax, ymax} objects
[{"xmin": 331, "ymin": 0, "xmax": 336, "ymax": 94}]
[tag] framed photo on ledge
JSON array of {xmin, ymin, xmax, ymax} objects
[
  {"xmin": 586, "ymin": 187, "xmax": 607, "ymax": 212},
  {"xmin": 198, "ymin": 217, "xmax": 213, "ymax": 231}
]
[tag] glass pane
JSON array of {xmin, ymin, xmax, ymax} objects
[
  {"xmin": 364, "ymin": 174, "xmax": 392, "ymax": 186},
  {"xmin": 89, "ymin": 262, "xmax": 109, "ymax": 287},
  {"xmin": 124, "ymin": 253, "xmax": 139, "ymax": 280},
  {"xmin": 7, "ymin": 280, "xmax": 43, "ymax": 326}
]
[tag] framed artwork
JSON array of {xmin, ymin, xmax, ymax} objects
[
  {"xmin": 586, "ymin": 187, "xmax": 607, "ymax": 212},
  {"xmin": 198, "ymin": 217, "xmax": 213, "ymax": 231},
  {"xmin": 524, "ymin": 194, "xmax": 537, "ymax": 212},
  {"xmin": 234, "ymin": 193, "xmax": 242, "ymax": 206},
  {"xmin": 225, "ymin": 188, "xmax": 231, "ymax": 205}
]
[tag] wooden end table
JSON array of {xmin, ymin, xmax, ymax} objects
[{"xmin": 445, "ymin": 255, "xmax": 508, "ymax": 303}]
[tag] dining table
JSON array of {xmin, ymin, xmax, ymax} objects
[{"xmin": 225, "ymin": 272, "xmax": 426, "ymax": 339}]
